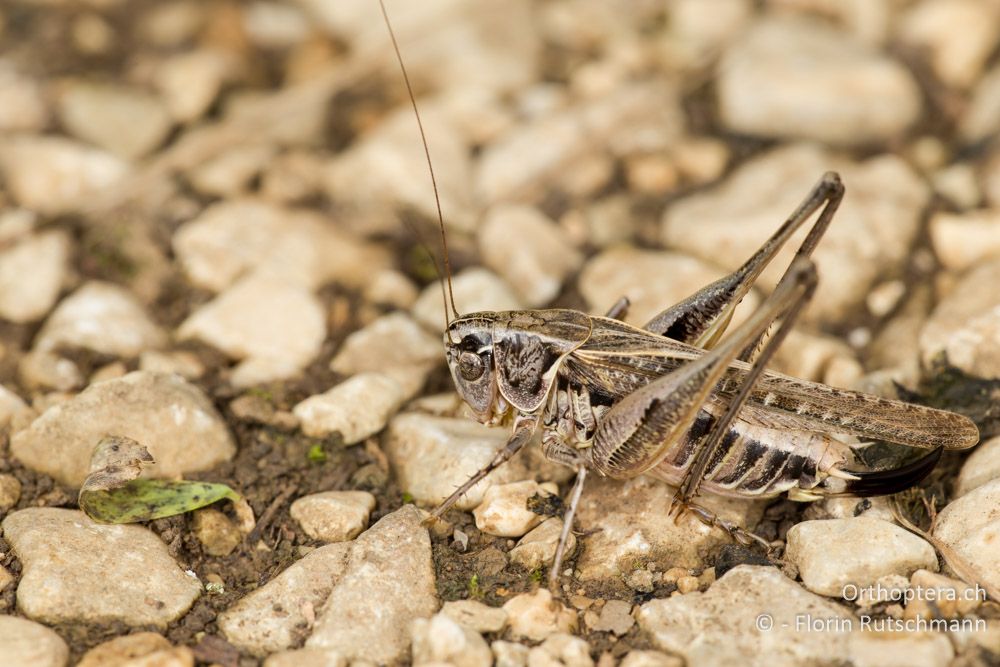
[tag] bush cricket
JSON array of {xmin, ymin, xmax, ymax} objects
[{"xmin": 378, "ymin": 2, "xmax": 981, "ymax": 593}]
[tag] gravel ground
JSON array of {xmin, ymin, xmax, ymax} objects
[{"xmin": 1, "ymin": 0, "xmax": 1000, "ymax": 665}]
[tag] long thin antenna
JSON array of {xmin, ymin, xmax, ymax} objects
[{"xmin": 379, "ymin": 0, "xmax": 460, "ymax": 323}]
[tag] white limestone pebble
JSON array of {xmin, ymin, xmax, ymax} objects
[
  {"xmin": 411, "ymin": 612, "xmax": 492, "ymax": 667},
  {"xmin": 717, "ymin": 16, "xmax": 920, "ymax": 144},
  {"xmin": 219, "ymin": 543, "xmax": 351, "ymax": 656},
  {"xmin": 325, "ymin": 106, "xmax": 476, "ymax": 233},
  {"xmin": 306, "ymin": 506, "xmax": 437, "ymax": 664},
  {"xmin": 0, "ymin": 231, "xmax": 70, "ymax": 323},
  {"xmin": 34, "ymin": 281, "xmax": 167, "ymax": 358},
  {"xmin": 493, "ymin": 640, "xmax": 529, "ymax": 667},
  {"xmin": 933, "ymin": 478, "xmax": 1000, "ymax": 593},
  {"xmin": 293, "ymin": 373, "xmax": 405, "ymax": 445},
  {"xmin": 473, "ymin": 480, "xmax": 555, "ymax": 538},
  {"xmin": 0, "ymin": 136, "xmax": 128, "ymax": 215},
  {"xmin": 155, "ymin": 49, "xmax": 233, "ymax": 123},
  {"xmin": 638, "ymin": 565, "xmax": 854, "ymax": 666},
  {"xmin": 173, "ymin": 199, "xmax": 388, "ymax": 293},
  {"xmin": 575, "ymin": 475, "xmax": 764, "ymax": 581},
  {"xmin": 11, "ymin": 370, "xmax": 235, "ymax": 487},
  {"xmin": 502, "ymin": 589, "xmax": 577, "ymax": 641},
  {"xmin": 478, "ymin": 205, "xmax": 583, "ymax": 307},
  {"xmin": 263, "ymin": 648, "xmax": 346, "ymax": 667},
  {"xmin": 619, "ymin": 650, "xmax": 683, "ymax": 667},
  {"xmin": 920, "ymin": 258, "xmax": 1000, "ymax": 378},
  {"xmin": 847, "ymin": 631, "xmax": 954, "ymax": 667},
  {"xmin": 929, "ymin": 209, "xmax": 1000, "ymax": 272},
  {"xmin": 412, "ymin": 268, "xmax": 522, "ymax": 333},
  {"xmin": 528, "ymin": 633, "xmax": 593, "ymax": 667},
  {"xmin": 290, "ymin": 491, "xmax": 376, "ymax": 542},
  {"xmin": 586, "ymin": 599, "xmax": 635, "ymax": 637},
  {"xmin": 956, "ymin": 435, "xmax": 1000, "ymax": 497},
  {"xmin": 330, "ymin": 312, "xmax": 441, "ymax": 399},
  {"xmin": 441, "ymin": 599, "xmax": 508, "ymax": 634},
  {"xmin": 178, "ymin": 275, "xmax": 325, "ymax": 387},
  {"xmin": 509, "ymin": 517, "xmax": 576, "ymax": 571},
  {"xmin": 2, "ymin": 508, "xmax": 201, "ymax": 627},
  {"xmin": 0, "ymin": 61, "xmax": 47, "ymax": 132},
  {"xmin": 785, "ymin": 518, "xmax": 938, "ymax": 597},
  {"xmin": 0, "ymin": 615, "xmax": 68, "ymax": 667},
  {"xmin": 56, "ymin": 81, "xmax": 173, "ymax": 159},
  {"xmin": 384, "ymin": 413, "xmax": 565, "ymax": 511},
  {"xmin": 897, "ymin": 0, "xmax": 1000, "ymax": 90},
  {"xmin": 0, "ymin": 384, "xmax": 29, "ymax": 431},
  {"xmin": 662, "ymin": 144, "xmax": 929, "ymax": 326},
  {"xmin": 77, "ymin": 633, "xmax": 194, "ymax": 667}
]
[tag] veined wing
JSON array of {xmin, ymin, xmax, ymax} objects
[{"xmin": 565, "ymin": 316, "xmax": 979, "ymax": 450}]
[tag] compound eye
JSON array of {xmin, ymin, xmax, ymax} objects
[{"xmin": 458, "ymin": 351, "xmax": 485, "ymax": 381}]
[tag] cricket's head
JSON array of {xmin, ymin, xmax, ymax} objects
[{"xmin": 445, "ymin": 310, "xmax": 593, "ymax": 425}]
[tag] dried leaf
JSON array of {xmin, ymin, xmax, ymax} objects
[{"xmin": 79, "ymin": 435, "xmax": 242, "ymax": 524}]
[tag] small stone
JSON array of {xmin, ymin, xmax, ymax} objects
[
  {"xmin": 671, "ymin": 137, "xmax": 729, "ymax": 185},
  {"xmin": 931, "ymin": 163, "xmax": 980, "ymax": 209},
  {"xmin": 77, "ymin": 633, "xmax": 194, "ymax": 667},
  {"xmin": 260, "ymin": 150, "xmax": 325, "ymax": 204},
  {"xmin": 244, "ymin": 2, "xmax": 309, "ymax": 47},
  {"xmin": 138, "ymin": 350, "xmax": 204, "ymax": 379},
  {"xmin": 898, "ymin": 0, "xmax": 1000, "ymax": 90},
  {"xmin": 575, "ymin": 476, "xmax": 764, "ymax": 583},
  {"xmin": 929, "ymin": 209, "xmax": 1000, "ymax": 272},
  {"xmin": 173, "ymin": 199, "xmax": 389, "ymax": 293},
  {"xmin": 619, "ymin": 650, "xmax": 683, "ymax": 667},
  {"xmin": 493, "ymin": 640, "xmax": 530, "ymax": 667},
  {"xmin": 34, "ymin": 281, "xmax": 166, "ymax": 358},
  {"xmin": 306, "ymin": 507, "xmax": 437, "ymax": 664},
  {"xmin": 11, "ymin": 370, "xmax": 235, "ymax": 487},
  {"xmin": 18, "ymin": 351, "xmax": 82, "ymax": 392},
  {"xmin": 717, "ymin": 17, "xmax": 920, "ymax": 144},
  {"xmin": 866, "ymin": 280, "xmax": 906, "ymax": 318},
  {"xmin": 178, "ymin": 275, "xmax": 325, "ymax": 387},
  {"xmin": 290, "ymin": 491, "xmax": 376, "ymax": 542},
  {"xmin": 578, "ymin": 247, "xmax": 755, "ymax": 328},
  {"xmin": 662, "ymin": 144, "xmax": 929, "ymax": 325},
  {"xmin": 0, "ymin": 566, "xmax": 13, "ymax": 592},
  {"xmin": 625, "ymin": 569, "xmax": 656, "ymax": 593},
  {"xmin": 0, "ymin": 137, "xmax": 128, "ymax": 215},
  {"xmin": 956, "ymin": 435, "xmax": 1000, "ymax": 496},
  {"xmin": 0, "ymin": 385, "xmax": 29, "ymax": 431},
  {"xmin": 57, "ymin": 82, "xmax": 172, "ymax": 159},
  {"xmin": 412, "ymin": 268, "xmax": 522, "ymax": 333},
  {"xmin": 475, "ymin": 82, "xmax": 682, "ymax": 204},
  {"xmin": 0, "ymin": 615, "xmax": 69, "ymax": 667},
  {"xmin": 847, "ymin": 631, "xmax": 953, "ymax": 667},
  {"xmin": 920, "ymin": 258, "xmax": 1000, "ymax": 377},
  {"xmin": 0, "ymin": 231, "xmax": 70, "ymax": 323},
  {"xmin": 638, "ymin": 565, "xmax": 854, "ymax": 665},
  {"xmin": 676, "ymin": 576, "xmax": 700, "ymax": 594},
  {"xmin": 262, "ymin": 648, "xmax": 346, "ymax": 667},
  {"xmin": 219, "ymin": 543, "xmax": 351, "ymax": 656},
  {"xmin": 411, "ymin": 612, "xmax": 492, "ymax": 667},
  {"xmin": 384, "ymin": 413, "xmax": 564, "ymax": 511},
  {"xmin": 502, "ymin": 589, "xmax": 577, "ymax": 641},
  {"xmin": 188, "ymin": 145, "xmax": 277, "ymax": 198},
  {"xmin": 509, "ymin": 518, "xmax": 575, "ymax": 571},
  {"xmin": 961, "ymin": 63, "xmax": 1000, "ymax": 142},
  {"xmin": 441, "ymin": 600, "xmax": 508, "ymax": 634},
  {"xmin": 528, "ymin": 633, "xmax": 593, "ymax": 667},
  {"xmin": 363, "ymin": 270, "xmax": 419, "ymax": 310},
  {"xmin": 2, "ymin": 508, "xmax": 201, "ymax": 626},
  {"xmin": 933, "ymin": 478, "xmax": 1000, "ymax": 593},
  {"xmin": 0, "ymin": 474, "xmax": 21, "ymax": 513},
  {"xmin": 785, "ymin": 518, "xmax": 938, "ymax": 597},
  {"xmin": 330, "ymin": 312, "xmax": 440, "ymax": 399},
  {"xmin": 0, "ymin": 61, "xmax": 47, "ymax": 132},
  {"xmin": 903, "ymin": 569, "xmax": 983, "ymax": 620},
  {"xmin": 478, "ymin": 205, "xmax": 582, "ymax": 307},
  {"xmin": 587, "ymin": 599, "xmax": 634, "ymax": 636},
  {"xmin": 324, "ymin": 106, "xmax": 476, "ymax": 233},
  {"xmin": 807, "ymin": 496, "xmax": 895, "ymax": 523},
  {"xmin": 473, "ymin": 480, "xmax": 552, "ymax": 538},
  {"xmin": 293, "ymin": 374, "xmax": 405, "ymax": 445},
  {"xmin": 193, "ymin": 508, "xmax": 242, "ymax": 557},
  {"xmin": 155, "ymin": 49, "xmax": 233, "ymax": 122},
  {"xmin": 90, "ymin": 361, "xmax": 128, "ymax": 384}
]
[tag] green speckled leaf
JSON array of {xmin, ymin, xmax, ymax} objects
[{"xmin": 80, "ymin": 479, "xmax": 242, "ymax": 524}]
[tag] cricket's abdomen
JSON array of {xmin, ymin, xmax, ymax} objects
[{"xmin": 643, "ymin": 407, "xmax": 852, "ymax": 500}]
